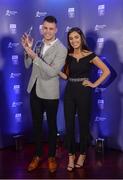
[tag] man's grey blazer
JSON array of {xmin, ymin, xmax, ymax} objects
[{"xmin": 24, "ymin": 39, "xmax": 67, "ymax": 99}]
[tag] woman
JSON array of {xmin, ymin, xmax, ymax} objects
[{"xmin": 59, "ymin": 27, "xmax": 110, "ymax": 171}]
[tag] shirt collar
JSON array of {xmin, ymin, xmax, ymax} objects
[{"xmin": 42, "ymin": 38, "xmax": 58, "ymax": 46}]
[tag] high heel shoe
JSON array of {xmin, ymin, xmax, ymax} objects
[
  {"xmin": 75, "ymin": 154, "xmax": 86, "ymax": 168},
  {"xmin": 67, "ymin": 154, "xmax": 75, "ymax": 172}
]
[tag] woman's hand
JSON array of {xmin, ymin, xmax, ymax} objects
[{"xmin": 82, "ymin": 79, "xmax": 96, "ymax": 88}]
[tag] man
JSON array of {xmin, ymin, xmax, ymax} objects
[{"xmin": 21, "ymin": 16, "xmax": 67, "ymax": 173}]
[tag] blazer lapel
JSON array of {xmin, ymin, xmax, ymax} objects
[{"xmin": 35, "ymin": 41, "xmax": 44, "ymax": 58}]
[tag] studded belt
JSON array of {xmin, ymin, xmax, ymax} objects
[{"xmin": 68, "ymin": 77, "xmax": 88, "ymax": 82}]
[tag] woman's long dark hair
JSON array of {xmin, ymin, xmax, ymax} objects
[
  {"xmin": 63, "ymin": 27, "xmax": 90, "ymax": 76},
  {"xmin": 67, "ymin": 27, "xmax": 90, "ymax": 53}
]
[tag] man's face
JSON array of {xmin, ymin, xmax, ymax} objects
[{"xmin": 42, "ymin": 21, "xmax": 57, "ymax": 42}]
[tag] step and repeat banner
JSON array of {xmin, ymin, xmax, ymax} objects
[
  {"xmin": 0, "ymin": 0, "xmax": 81, "ymax": 147},
  {"xmin": 0, "ymin": 0, "xmax": 123, "ymax": 150}
]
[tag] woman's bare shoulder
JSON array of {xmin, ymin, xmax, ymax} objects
[{"xmin": 83, "ymin": 50, "xmax": 93, "ymax": 56}]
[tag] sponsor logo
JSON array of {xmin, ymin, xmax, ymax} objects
[
  {"xmin": 97, "ymin": 38, "xmax": 104, "ymax": 48},
  {"xmin": 10, "ymin": 73, "xmax": 21, "ymax": 79},
  {"xmin": 12, "ymin": 55, "xmax": 19, "ymax": 65},
  {"xmin": 39, "ymin": 24, "xmax": 43, "ymax": 34},
  {"xmin": 98, "ymin": 4, "xmax": 105, "ymax": 16},
  {"xmin": 98, "ymin": 69, "xmax": 103, "ymax": 76},
  {"xmin": 95, "ymin": 116, "xmax": 107, "ymax": 122},
  {"xmin": 35, "ymin": 11, "xmax": 47, "ymax": 17},
  {"xmin": 68, "ymin": 8, "xmax": 75, "ymax": 18},
  {"xmin": 65, "ymin": 26, "xmax": 72, "ymax": 32},
  {"xmin": 43, "ymin": 112, "xmax": 47, "ymax": 121},
  {"xmin": 98, "ymin": 99, "xmax": 104, "ymax": 110},
  {"xmin": 8, "ymin": 42, "xmax": 19, "ymax": 48},
  {"xmin": 15, "ymin": 113, "xmax": 22, "ymax": 122},
  {"xmin": 12, "ymin": 101, "xmax": 23, "ymax": 108},
  {"xmin": 9, "ymin": 24, "xmax": 17, "ymax": 34},
  {"xmin": 5, "ymin": 9, "xmax": 18, "ymax": 16},
  {"xmin": 95, "ymin": 87, "xmax": 106, "ymax": 93},
  {"xmin": 95, "ymin": 24, "xmax": 106, "ymax": 31},
  {"xmin": 13, "ymin": 84, "xmax": 20, "ymax": 94}
]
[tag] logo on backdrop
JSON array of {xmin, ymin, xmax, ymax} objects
[
  {"xmin": 97, "ymin": 99, "xmax": 104, "ymax": 110},
  {"xmin": 13, "ymin": 84, "xmax": 20, "ymax": 94},
  {"xmin": 43, "ymin": 112, "xmax": 47, "ymax": 121},
  {"xmin": 65, "ymin": 26, "xmax": 72, "ymax": 32},
  {"xmin": 35, "ymin": 11, "xmax": 47, "ymax": 17},
  {"xmin": 12, "ymin": 55, "xmax": 19, "ymax": 65},
  {"xmin": 5, "ymin": 9, "xmax": 18, "ymax": 16},
  {"xmin": 95, "ymin": 24, "xmax": 107, "ymax": 31},
  {"xmin": 97, "ymin": 69, "xmax": 103, "ymax": 76},
  {"xmin": 12, "ymin": 101, "xmax": 23, "ymax": 108},
  {"xmin": 10, "ymin": 73, "xmax": 21, "ymax": 79},
  {"xmin": 9, "ymin": 24, "xmax": 17, "ymax": 34},
  {"xmin": 68, "ymin": 8, "xmax": 75, "ymax": 18},
  {"xmin": 15, "ymin": 113, "xmax": 22, "ymax": 123},
  {"xmin": 95, "ymin": 116, "xmax": 107, "ymax": 122},
  {"xmin": 8, "ymin": 42, "xmax": 19, "ymax": 49},
  {"xmin": 97, "ymin": 38, "xmax": 104, "ymax": 49},
  {"xmin": 95, "ymin": 87, "xmax": 106, "ymax": 93},
  {"xmin": 98, "ymin": 4, "xmax": 105, "ymax": 16}
]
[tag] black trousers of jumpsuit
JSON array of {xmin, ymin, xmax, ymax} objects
[
  {"xmin": 30, "ymin": 83, "xmax": 59, "ymax": 157},
  {"xmin": 64, "ymin": 81, "xmax": 92, "ymax": 154}
]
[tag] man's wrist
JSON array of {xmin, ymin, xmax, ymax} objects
[{"xmin": 24, "ymin": 50, "xmax": 28, "ymax": 58}]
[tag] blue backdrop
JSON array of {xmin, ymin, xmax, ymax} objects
[{"xmin": 0, "ymin": 0, "xmax": 123, "ymax": 151}]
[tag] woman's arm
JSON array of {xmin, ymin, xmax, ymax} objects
[
  {"xmin": 59, "ymin": 71, "xmax": 68, "ymax": 80},
  {"xmin": 83, "ymin": 56, "xmax": 111, "ymax": 88}
]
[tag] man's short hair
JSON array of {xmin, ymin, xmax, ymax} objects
[{"xmin": 43, "ymin": 16, "xmax": 57, "ymax": 24}]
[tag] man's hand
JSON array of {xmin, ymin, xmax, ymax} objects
[
  {"xmin": 24, "ymin": 46, "xmax": 38, "ymax": 60},
  {"xmin": 21, "ymin": 32, "xmax": 37, "ymax": 59},
  {"xmin": 21, "ymin": 33, "xmax": 34, "ymax": 49}
]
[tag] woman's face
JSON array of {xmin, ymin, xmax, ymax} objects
[{"xmin": 69, "ymin": 31, "xmax": 82, "ymax": 50}]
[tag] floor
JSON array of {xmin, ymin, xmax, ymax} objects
[{"xmin": 0, "ymin": 143, "xmax": 123, "ymax": 179}]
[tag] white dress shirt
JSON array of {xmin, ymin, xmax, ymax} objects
[{"xmin": 42, "ymin": 38, "xmax": 58, "ymax": 56}]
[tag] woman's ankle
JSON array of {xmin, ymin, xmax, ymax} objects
[
  {"xmin": 68, "ymin": 154, "xmax": 75, "ymax": 165},
  {"xmin": 79, "ymin": 154, "xmax": 86, "ymax": 158}
]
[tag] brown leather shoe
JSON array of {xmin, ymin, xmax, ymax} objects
[
  {"xmin": 27, "ymin": 156, "xmax": 41, "ymax": 172},
  {"xmin": 48, "ymin": 157, "xmax": 57, "ymax": 173}
]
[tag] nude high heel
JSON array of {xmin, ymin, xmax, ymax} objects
[
  {"xmin": 75, "ymin": 154, "xmax": 86, "ymax": 168},
  {"xmin": 67, "ymin": 154, "xmax": 75, "ymax": 172}
]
